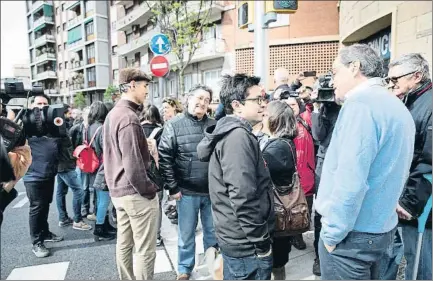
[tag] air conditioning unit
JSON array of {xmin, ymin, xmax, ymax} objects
[{"xmin": 132, "ymin": 25, "xmax": 139, "ymax": 33}]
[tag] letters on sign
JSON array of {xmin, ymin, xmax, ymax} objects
[{"xmin": 360, "ymin": 27, "xmax": 391, "ymax": 60}]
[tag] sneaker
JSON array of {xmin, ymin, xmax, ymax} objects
[
  {"xmin": 176, "ymin": 273, "xmax": 190, "ymax": 280},
  {"xmin": 58, "ymin": 217, "xmax": 73, "ymax": 227},
  {"xmin": 44, "ymin": 232, "xmax": 64, "ymax": 243},
  {"xmin": 156, "ymin": 236, "xmax": 163, "ymax": 247},
  {"xmin": 87, "ymin": 214, "xmax": 96, "ymax": 221},
  {"xmin": 32, "ymin": 242, "xmax": 50, "ymax": 258},
  {"xmin": 73, "ymin": 221, "xmax": 92, "ymax": 231},
  {"xmin": 312, "ymin": 258, "xmax": 321, "ymax": 276}
]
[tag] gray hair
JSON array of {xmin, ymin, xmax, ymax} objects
[
  {"xmin": 188, "ymin": 84, "xmax": 213, "ymax": 100},
  {"xmin": 339, "ymin": 44, "xmax": 385, "ymax": 78},
  {"xmin": 389, "ymin": 53, "xmax": 431, "ymax": 83}
]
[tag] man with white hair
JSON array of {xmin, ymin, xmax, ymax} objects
[
  {"xmin": 387, "ymin": 53, "xmax": 432, "ymax": 280},
  {"xmin": 272, "ymin": 68, "xmax": 304, "ymax": 100},
  {"xmin": 315, "ymin": 44, "xmax": 416, "ymax": 279}
]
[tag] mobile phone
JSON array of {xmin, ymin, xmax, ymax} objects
[{"xmin": 303, "ymin": 71, "xmax": 317, "ymax": 77}]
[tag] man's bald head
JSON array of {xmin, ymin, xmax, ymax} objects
[{"xmin": 274, "ymin": 68, "xmax": 289, "ymax": 85}]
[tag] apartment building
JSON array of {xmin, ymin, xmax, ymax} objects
[{"xmin": 26, "ymin": 0, "xmax": 112, "ymax": 105}]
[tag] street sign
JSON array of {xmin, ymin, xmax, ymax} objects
[
  {"xmin": 150, "ymin": 55, "xmax": 170, "ymax": 78},
  {"xmin": 150, "ymin": 33, "xmax": 171, "ymax": 55}
]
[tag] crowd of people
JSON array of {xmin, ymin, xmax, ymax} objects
[{"xmin": 0, "ymin": 43, "xmax": 431, "ymax": 281}]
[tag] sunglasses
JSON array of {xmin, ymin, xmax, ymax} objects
[{"xmin": 385, "ymin": 71, "xmax": 417, "ymax": 84}]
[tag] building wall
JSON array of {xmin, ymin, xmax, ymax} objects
[{"xmin": 339, "ymin": 1, "xmax": 432, "ymax": 70}]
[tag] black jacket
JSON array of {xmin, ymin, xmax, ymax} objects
[
  {"xmin": 262, "ymin": 138, "xmax": 296, "ymax": 187},
  {"xmin": 69, "ymin": 122, "xmax": 84, "ymax": 149},
  {"xmin": 197, "ymin": 116, "xmax": 274, "ymax": 258},
  {"xmin": 311, "ymin": 103, "xmax": 341, "ymax": 159},
  {"xmin": 142, "ymin": 122, "xmax": 163, "ymax": 146},
  {"xmin": 23, "ymin": 137, "xmax": 59, "ymax": 182},
  {"xmin": 399, "ymin": 82, "xmax": 432, "ymax": 228},
  {"xmin": 158, "ymin": 113, "xmax": 216, "ymax": 196},
  {"xmin": 57, "ymin": 135, "xmax": 76, "ymax": 173},
  {"xmin": 0, "ymin": 136, "xmax": 15, "ymax": 183}
]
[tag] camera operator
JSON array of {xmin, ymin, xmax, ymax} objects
[
  {"xmin": 22, "ymin": 95, "xmax": 63, "ymax": 258},
  {"xmin": 309, "ymin": 85, "xmax": 341, "ymax": 277},
  {"xmin": 273, "ymin": 68, "xmax": 304, "ymax": 100}
]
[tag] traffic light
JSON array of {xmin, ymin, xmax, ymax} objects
[
  {"xmin": 238, "ymin": 1, "xmax": 254, "ymax": 29},
  {"xmin": 265, "ymin": 0, "xmax": 298, "ymax": 14}
]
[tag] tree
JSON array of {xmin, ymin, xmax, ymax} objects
[
  {"xmin": 146, "ymin": 0, "xmax": 215, "ymax": 97},
  {"xmin": 73, "ymin": 92, "xmax": 86, "ymax": 109},
  {"xmin": 104, "ymin": 85, "xmax": 118, "ymax": 102}
]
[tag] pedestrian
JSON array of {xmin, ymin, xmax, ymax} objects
[
  {"xmin": 159, "ymin": 84, "xmax": 218, "ymax": 280},
  {"xmin": 197, "ymin": 74, "xmax": 274, "ymax": 280},
  {"xmin": 103, "ymin": 68, "xmax": 158, "ymax": 280},
  {"xmin": 386, "ymin": 53, "xmax": 432, "ymax": 280},
  {"xmin": 315, "ymin": 44, "xmax": 416, "ymax": 280}
]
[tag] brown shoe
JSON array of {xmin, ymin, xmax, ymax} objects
[{"xmin": 176, "ymin": 273, "xmax": 190, "ymax": 280}]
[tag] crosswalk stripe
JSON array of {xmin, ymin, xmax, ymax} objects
[
  {"xmin": 12, "ymin": 196, "xmax": 29, "ymax": 209},
  {"xmin": 6, "ymin": 262, "xmax": 70, "ymax": 280}
]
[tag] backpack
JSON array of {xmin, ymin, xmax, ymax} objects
[
  {"xmin": 72, "ymin": 126, "xmax": 102, "ymax": 173},
  {"xmin": 266, "ymin": 138, "xmax": 311, "ymax": 237},
  {"xmin": 146, "ymin": 127, "xmax": 163, "ymax": 191}
]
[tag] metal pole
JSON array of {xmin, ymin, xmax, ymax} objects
[{"xmin": 254, "ymin": 1, "xmax": 268, "ymax": 91}]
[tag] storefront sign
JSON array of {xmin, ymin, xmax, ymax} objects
[{"xmin": 360, "ymin": 27, "xmax": 391, "ymax": 60}]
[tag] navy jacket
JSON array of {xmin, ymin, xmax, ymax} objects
[{"xmin": 23, "ymin": 137, "xmax": 59, "ymax": 182}]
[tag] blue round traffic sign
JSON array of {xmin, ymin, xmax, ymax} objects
[{"xmin": 150, "ymin": 33, "xmax": 171, "ymax": 55}]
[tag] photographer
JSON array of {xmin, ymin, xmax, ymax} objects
[
  {"xmin": 310, "ymin": 83, "xmax": 341, "ymax": 277},
  {"xmin": 273, "ymin": 68, "xmax": 304, "ymax": 100},
  {"xmin": 22, "ymin": 95, "xmax": 63, "ymax": 258}
]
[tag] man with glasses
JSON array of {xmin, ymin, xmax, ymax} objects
[
  {"xmin": 103, "ymin": 68, "xmax": 158, "ymax": 280},
  {"xmin": 159, "ymin": 84, "xmax": 217, "ymax": 280},
  {"xmin": 386, "ymin": 53, "xmax": 432, "ymax": 280},
  {"xmin": 197, "ymin": 74, "xmax": 274, "ymax": 280},
  {"xmin": 315, "ymin": 44, "xmax": 416, "ymax": 280}
]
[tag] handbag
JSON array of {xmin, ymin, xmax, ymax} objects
[{"xmin": 271, "ymin": 138, "xmax": 310, "ymax": 237}]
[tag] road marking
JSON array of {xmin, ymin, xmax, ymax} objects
[
  {"xmin": 12, "ymin": 196, "xmax": 29, "ymax": 209},
  {"xmin": 6, "ymin": 261, "xmax": 70, "ymax": 280},
  {"xmin": 302, "ymin": 274, "xmax": 319, "ymax": 280}
]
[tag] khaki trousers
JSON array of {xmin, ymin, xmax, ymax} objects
[{"xmin": 112, "ymin": 193, "xmax": 159, "ymax": 280}]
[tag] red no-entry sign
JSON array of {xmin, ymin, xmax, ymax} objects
[{"xmin": 150, "ymin": 55, "xmax": 170, "ymax": 77}]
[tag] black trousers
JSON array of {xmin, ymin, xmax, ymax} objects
[{"xmin": 24, "ymin": 179, "xmax": 55, "ymax": 245}]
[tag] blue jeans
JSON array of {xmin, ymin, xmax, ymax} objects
[
  {"xmin": 95, "ymin": 190, "xmax": 110, "ymax": 225},
  {"xmin": 56, "ymin": 169, "xmax": 83, "ymax": 223},
  {"xmin": 222, "ymin": 253, "xmax": 273, "ymax": 280},
  {"xmin": 177, "ymin": 194, "xmax": 217, "ymax": 274},
  {"xmin": 401, "ymin": 224, "xmax": 432, "ymax": 280},
  {"xmin": 379, "ymin": 227, "xmax": 404, "ymax": 280},
  {"xmin": 319, "ymin": 229, "xmax": 395, "ymax": 280},
  {"xmin": 78, "ymin": 168, "xmax": 96, "ymax": 215}
]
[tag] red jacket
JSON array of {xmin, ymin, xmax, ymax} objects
[{"xmin": 293, "ymin": 111, "xmax": 316, "ymax": 196}]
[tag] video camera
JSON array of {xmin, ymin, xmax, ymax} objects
[
  {"xmin": 0, "ymin": 79, "xmax": 67, "ymax": 152},
  {"xmin": 315, "ymin": 74, "xmax": 335, "ymax": 103}
]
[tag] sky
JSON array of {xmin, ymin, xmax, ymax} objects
[{"xmin": 1, "ymin": 1, "xmax": 29, "ymax": 78}]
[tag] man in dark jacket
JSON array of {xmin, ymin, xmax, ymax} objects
[
  {"xmin": 22, "ymin": 95, "xmax": 63, "ymax": 258},
  {"xmin": 55, "ymin": 104, "xmax": 91, "ymax": 231},
  {"xmin": 387, "ymin": 53, "xmax": 432, "ymax": 280},
  {"xmin": 197, "ymin": 74, "xmax": 274, "ymax": 280},
  {"xmin": 159, "ymin": 84, "xmax": 217, "ymax": 280},
  {"xmin": 272, "ymin": 68, "xmax": 303, "ymax": 100}
]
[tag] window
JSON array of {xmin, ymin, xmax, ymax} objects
[
  {"xmin": 152, "ymin": 82, "xmax": 159, "ymax": 98},
  {"xmin": 112, "ymin": 45, "xmax": 118, "ymax": 55},
  {"xmin": 86, "ymin": 43, "xmax": 95, "ymax": 64},
  {"xmin": 58, "ymin": 62, "xmax": 63, "ymax": 70},
  {"xmin": 65, "ymin": 62, "xmax": 68, "ymax": 69},
  {"xmin": 87, "ymin": 67, "xmax": 96, "ymax": 87},
  {"xmin": 203, "ymin": 26, "xmax": 216, "ymax": 41},
  {"xmin": 203, "ymin": 69, "xmax": 222, "ymax": 101},
  {"xmin": 57, "ymin": 26, "xmax": 60, "ymax": 33},
  {"xmin": 113, "ymin": 69, "xmax": 119, "ymax": 84},
  {"xmin": 66, "ymin": 80, "xmax": 69, "ymax": 87},
  {"xmin": 58, "ymin": 44, "xmax": 62, "ymax": 51},
  {"xmin": 85, "ymin": 21, "xmax": 94, "ymax": 38},
  {"xmin": 85, "ymin": 0, "xmax": 95, "ymax": 14},
  {"xmin": 56, "ymin": 7, "xmax": 59, "ymax": 15},
  {"xmin": 183, "ymin": 74, "xmax": 193, "ymax": 94},
  {"xmin": 64, "ymin": 42, "xmax": 66, "ymax": 49},
  {"xmin": 167, "ymin": 79, "xmax": 176, "ymax": 95},
  {"xmin": 63, "ymin": 23, "xmax": 66, "ymax": 30},
  {"xmin": 126, "ymin": 32, "xmax": 133, "ymax": 43},
  {"xmin": 60, "ymin": 81, "xmax": 64, "ymax": 88},
  {"xmin": 61, "ymin": 3, "xmax": 65, "ymax": 11},
  {"xmin": 111, "ymin": 21, "xmax": 116, "ymax": 30}
]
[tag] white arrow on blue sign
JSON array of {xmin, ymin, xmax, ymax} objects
[{"xmin": 150, "ymin": 33, "xmax": 171, "ymax": 55}]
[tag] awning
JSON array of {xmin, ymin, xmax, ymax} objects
[
  {"xmin": 84, "ymin": 17, "xmax": 93, "ymax": 24},
  {"xmin": 66, "ymin": 1, "xmax": 80, "ymax": 11},
  {"xmin": 67, "ymin": 26, "xmax": 82, "ymax": 44},
  {"xmin": 34, "ymin": 23, "xmax": 46, "ymax": 33},
  {"xmin": 43, "ymin": 4, "xmax": 53, "ymax": 17}
]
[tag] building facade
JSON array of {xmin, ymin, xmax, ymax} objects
[
  {"xmin": 339, "ymin": 1, "xmax": 432, "ymax": 73},
  {"xmin": 26, "ymin": 0, "xmax": 112, "ymax": 105}
]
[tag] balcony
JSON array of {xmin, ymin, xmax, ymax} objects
[
  {"xmin": 44, "ymin": 89, "xmax": 58, "ymax": 95},
  {"xmin": 116, "ymin": 2, "xmax": 154, "ymax": 32},
  {"xmin": 70, "ymin": 60, "xmax": 85, "ymax": 70},
  {"xmin": 65, "ymin": 1, "xmax": 80, "ymax": 11},
  {"xmin": 35, "ymin": 52, "xmax": 56, "ymax": 64},
  {"xmin": 34, "ymin": 34, "xmax": 55, "ymax": 47},
  {"xmin": 117, "ymin": 28, "xmax": 159, "ymax": 56},
  {"xmin": 166, "ymin": 38, "xmax": 225, "ymax": 66},
  {"xmin": 68, "ymin": 39, "xmax": 85, "ymax": 51},
  {"xmin": 33, "ymin": 16, "xmax": 54, "ymax": 29},
  {"xmin": 67, "ymin": 15, "xmax": 84, "ymax": 29},
  {"xmin": 33, "ymin": 70, "xmax": 57, "ymax": 81},
  {"xmin": 30, "ymin": 1, "xmax": 53, "ymax": 14}
]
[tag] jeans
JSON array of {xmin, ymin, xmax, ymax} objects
[
  {"xmin": 379, "ymin": 227, "xmax": 404, "ymax": 280},
  {"xmin": 222, "ymin": 253, "xmax": 273, "ymax": 280},
  {"xmin": 95, "ymin": 190, "xmax": 110, "ymax": 225},
  {"xmin": 319, "ymin": 228, "xmax": 395, "ymax": 280},
  {"xmin": 80, "ymin": 170, "xmax": 96, "ymax": 215},
  {"xmin": 56, "ymin": 169, "xmax": 84, "ymax": 223},
  {"xmin": 24, "ymin": 179, "xmax": 55, "ymax": 245},
  {"xmin": 177, "ymin": 194, "xmax": 218, "ymax": 275},
  {"xmin": 402, "ymin": 224, "xmax": 432, "ymax": 280}
]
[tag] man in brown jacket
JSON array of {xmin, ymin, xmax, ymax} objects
[{"xmin": 103, "ymin": 68, "xmax": 158, "ymax": 280}]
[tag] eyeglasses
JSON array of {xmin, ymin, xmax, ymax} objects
[
  {"xmin": 385, "ymin": 71, "xmax": 417, "ymax": 84},
  {"xmin": 242, "ymin": 96, "xmax": 265, "ymax": 106},
  {"xmin": 195, "ymin": 96, "xmax": 211, "ymax": 105}
]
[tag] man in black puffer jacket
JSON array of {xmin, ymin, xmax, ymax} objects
[{"xmin": 158, "ymin": 84, "xmax": 217, "ymax": 280}]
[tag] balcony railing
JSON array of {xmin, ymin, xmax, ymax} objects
[
  {"xmin": 44, "ymin": 89, "xmax": 58, "ymax": 95},
  {"xmin": 117, "ymin": 28, "xmax": 159, "ymax": 56},
  {"xmin": 34, "ymin": 70, "xmax": 57, "ymax": 80},
  {"xmin": 34, "ymin": 34, "xmax": 55, "ymax": 47},
  {"xmin": 33, "ymin": 16, "xmax": 54, "ymax": 28},
  {"xmin": 116, "ymin": 2, "xmax": 154, "ymax": 31},
  {"xmin": 166, "ymin": 38, "xmax": 225, "ymax": 65},
  {"xmin": 68, "ymin": 39, "xmax": 84, "ymax": 50},
  {"xmin": 65, "ymin": 0, "xmax": 80, "ymax": 11},
  {"xmin": 67, "ymin": 15, "xmax": 84, "ymax": 29},
  {"xmin": 35, "ymin": 52, "xmax": 56, "ymax": 63},
  {"xmin": 71, "ymin": 60, "xmax": 85, "ymax": 69},
  {"xmin": 31, "ymin": 1, "xmax": 53, "ymax": 13},
  {"xmin": 69, "ymin": 83, "xmax": 85, "ymax": 91}
]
